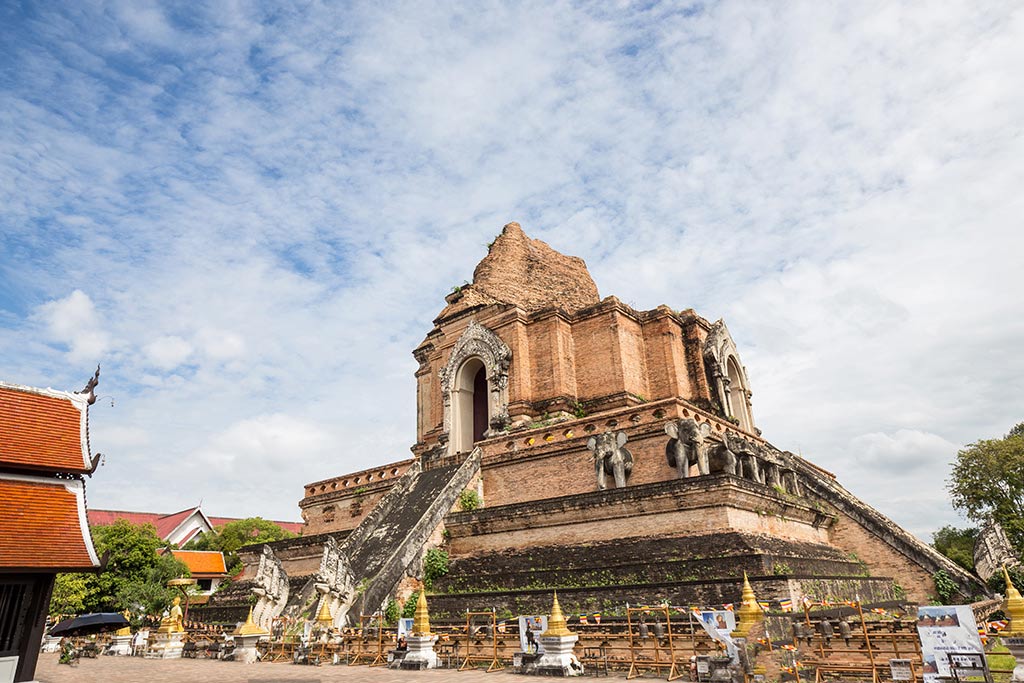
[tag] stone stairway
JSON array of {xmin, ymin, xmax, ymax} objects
[{"xmin": 339, "ymin": 449, "xmax": 481, "ymax": 624}]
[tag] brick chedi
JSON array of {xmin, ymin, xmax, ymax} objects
[{"xmin": 208, "ymin": 222, "xmax": 988, "ymax": 629}]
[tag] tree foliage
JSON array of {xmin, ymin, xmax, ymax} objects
[
  {"xmin": 184, "ymin": 517, "xmax": 295, "ymax": 574},
  {"xmin": 50, "ymin": 520, "xmax": 190, "ymax": 616},
  {"xmin": 948, "ymin": 423, "xmax": 1024, "ymax": 549},
  {"xmin": 50, "ymin": 573, "xmax": 90, "ymax": 616},
  {"xmin": 931, "ymin": 525, "xmax": 978, "ymax": 571}
]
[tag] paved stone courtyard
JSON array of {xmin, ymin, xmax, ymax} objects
[{"xmin": 34, "ymin": 653, "xmax": 625, "ymax": 682}]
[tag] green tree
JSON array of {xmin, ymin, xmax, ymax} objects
[
  {"xmin": 49, "ymin": 573, "xmax": 90, "ymax": 616},
  {"xmin": 931, "ymin": 525, "xmax": 978, "ymax": 571},
  {"xmin": 118, "ymin": 551, "xmax": 191, "ymax": 617},
  {"xmin": 51, "ymin": 520, "xmax": 191, "ymax": 616},
  {"xmin": 184, "ymin": 517, "xmax": 295, "ymax": 573},
  {"xmin": 948, "ymin": 423, "xmax": 1024, "ymax": 549}
]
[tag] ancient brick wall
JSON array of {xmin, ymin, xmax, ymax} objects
[
  {"xmin": 299, "ymin": 459, "xmax": 413, "ymax": 535},
  {"xmin": 448, "ymin": 476, "xmax": 832, "ymax": 557},
  {"xmin": 476, "ymin": 400, "xmax": 754, "ymax": 507},
  {"xmin": 825, "ymin": 507, "xmax": 937, "ymax": 603}
]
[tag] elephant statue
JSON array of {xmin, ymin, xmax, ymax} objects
[
  {"xmin": 763, "ymin": 461, "xmax": 783, "ymax": 489},
  {"xmin": 664, "ymin": 418, "xmax": 708, "ymax": 478},
  {"xmin": 586, "ymin": 431, "xmax": 634, "ymax": 489},
  {"xmin": 728, "ymin": 433, "xmax": 764, "ymax": 484},
  {"xmin": 706, "ymin": 438, "xmax": 738, "ymax": 476}
]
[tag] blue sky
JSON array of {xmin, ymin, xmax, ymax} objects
[{"xmin": 2, "ymin": 1, "xmax": 1022, "ymax": 538}]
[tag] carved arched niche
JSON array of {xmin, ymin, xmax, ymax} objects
[
  {"xmin": 703, "ymin": 320, "xmax": 756, "ymax": 434},
  {"xmin": 439, "ymin": 321, "xmax": 512, "ymax": 455}
]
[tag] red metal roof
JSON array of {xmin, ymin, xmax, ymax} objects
[
  {"xmin": 0, "ymin": 474, "xmax": 99, "ymax": 570},
  {"xmin": 0, "ymin": 383, "xmax": 90, "ymax": 473},
  {"xmin": 154, "ymin": 507, "xmax": 201, "ymax": 539},
  {"xmin": 208, "ymin": 516, "xmax": 303, "ymax": 534},
  {"xmin": 88, "ymin": 508, "xmax": 303, "ymax": 539},
  {"xmin": 87, "ymin": 509, "xmax": 162, "ymax": 528}
]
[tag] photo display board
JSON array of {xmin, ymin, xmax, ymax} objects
[{"xmin": 915, "ymin": 605, "xmax": 985, "ymax": 683}]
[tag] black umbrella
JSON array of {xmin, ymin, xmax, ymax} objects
[{"xmin": 49, "ymin": 613, "xmax": 129, "ymax": 637}]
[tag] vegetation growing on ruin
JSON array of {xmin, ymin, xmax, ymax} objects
[
  {"xmin": 423, "ymin": 548, "xmax": 450, "ymax": 589},
  {"xmin": 458, "ymin": 489, "xmax": 481, "ymax": 511},
  {"xmin": 402, "ymin": 591, "xmax": 420, "ymax": 619},
  {"xmin": 932, "ymin": 569, "xmax": 958, "ymax": 604}
]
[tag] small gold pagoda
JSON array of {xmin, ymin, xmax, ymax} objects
[
  {"xmin": 733, "ymin": 572, "xmax": 764, "ymax": 636},
  {"xmin": 233, "ymin": 605, "xmax": 269, "ymax": 636},
  {"xmin": 316, "ymin": 598, "xmax": 333, "ymax": 625},
  {"xmin": 541, "ymin": 591, "xmax": 573, "ymax": 637},
  {"xmin": 1002, "ymin": 565, "xmax": 1024, "ymax": 635},
  {"xmin": 413, "ymin": 590, "xmax": 432, "ymax": 636}
]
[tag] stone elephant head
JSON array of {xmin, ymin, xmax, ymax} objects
[
  {"xmin": 664, "ymin": 418, "xmax": 709, "ymax": 478},
  {"xmin": 586, "ymin": 431, "xmax": 634, "ymax": 490}
]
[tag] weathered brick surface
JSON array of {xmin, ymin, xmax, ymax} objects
[
  {"xmin": 464, "ymin": 222, "xmax": 600, "ymax": 315},
  {"xmin": 448, "ymin": 475, "xmax": 832, "ymax": 556},
  {"xmin": 300, "ymin": 459, "xmax": 414, "ymax": 534},
  {"xmin": 826, "ymin": 507, "xmax": 937, "ymax": 603}
]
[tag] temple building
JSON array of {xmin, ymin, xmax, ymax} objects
[
  {"xmin": 0, "ymin": 373, "xmax": 104, "ymax": 682},
  {"xmin": 88, "ymin": 506, "xmax": 302, "ymax": 546},
  {"xmin": 205, "ymin": 223, "xmax": 986, "ymax": 628}
]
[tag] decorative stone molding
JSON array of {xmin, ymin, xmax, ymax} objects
[
  {"xmin": 704, "ymin": 320, "xmax": 755, "ymax": 432},
  {"xmin": 251, "ymin": 545, "xmax": 289, "ymax": 629},
  {"xmin": 314, "ymin": 536, "xmax": 353, "ymax": 627},
  {"xmin": 975, "ymin": 517, "xmax": 1019, "ymax": 582},
  {"xmin": 439, "ymin": 321, "xmax": 512, "ymax": 453}
]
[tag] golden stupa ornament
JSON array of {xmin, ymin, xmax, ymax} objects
[
  {"xmin": 316, "ymin": 598, "xmax": 333, "ymax": 624},
  {"xmin": 734, "ymin": 572, "xmax": 765, "ymax": 636},
  {"xmin": 413, "ymin": 590, "xmax": 432, "ymax": 636},
  {"xmin": 1002, "ymin": 565, "xmax": 1024, "ymax": 635},
  {"xmin": 234, "ymin": 605, "xmax": 269, "ymax": 636},
  {"xmin": 541, "ymin": 591, "xmax": 573, "ymax": 637}
]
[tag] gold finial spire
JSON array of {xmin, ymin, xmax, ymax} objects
[
  {"xmin": 1003, "ymin": 565, "xmax": 1024, "ymax": 635},
  {"xmin": 413, "ymin": 591, "xmax": 432, "ymax": 636},
  {"xmin": 734, "ymin": 572, "xmax": 765, "ymax": 636},
  {"xmin": 233, "ymin": 605, "xmax": 269, "ymax": 636},
  {"xmin": 316, "ymin": 598, "xmax": 333, "ymax": 624},
  {"xmin": 541, "ymin": 590, "xmax": 573, "ymax": 637}
]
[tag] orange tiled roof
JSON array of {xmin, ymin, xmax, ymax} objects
[
  {"xmin": 162, "ymin": 549, "xmax": 227, "ymax": 576},
  {"xmin": 0, "ymin": 474, "xmax": 100, "ymax": 570},
  {"xmin": 0, "ymin": 383, "xmax": 91, "ymax": 473}
]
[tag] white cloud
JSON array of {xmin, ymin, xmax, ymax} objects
[
  {"xmin": 34, "ymin": 290, "xmax": 110, "ymax": 363},
  {"xmin": 143, "ymin": 335, "xmax": 193, "ymax": 370}
]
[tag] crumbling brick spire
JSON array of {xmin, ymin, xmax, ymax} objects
[{"xmin": 471, "ymin": 222, "xmax": 600, "ymax": 314}]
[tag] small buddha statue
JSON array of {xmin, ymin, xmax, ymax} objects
[
  {"xmin": 116, "ymin": 609, "xmax": 132, "ymax": 636},
  {"xmin": 158, "ymin": 597, "xmax": 185, "ymax": 633}
]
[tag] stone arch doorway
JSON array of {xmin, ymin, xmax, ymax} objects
[
  {"xmin": 726, "ymin": 355, "xmax": 752, "ymax": 432},
  {"xmin": 452, "ymin": 357, "xmax": 490, "ymax": 453},
  {"xmin": 439, "ymin": 321, "xmax": 512, "ymax": 456}
]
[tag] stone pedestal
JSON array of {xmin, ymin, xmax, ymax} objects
[
  {"xmin": 145, "ymin": 631, "xmax": 184, "ymax": 659},
  {"xmin": 108, "ymin": 635, "xmax": 132, "ymax": 656},
  {"xmin": 530, "ymin": 634, "xmax": 582, "ymax": 676},
  {"xmin": 232, "ymin": 634, "xmax": 264, "ymax": 664},
  {"xmin": 399, "ymin": 634, "xmax": 439, "ymax": 670},
  {"xmin": 1004, "ymin": 636, "xmax": 1024, "ymax": 682}
]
